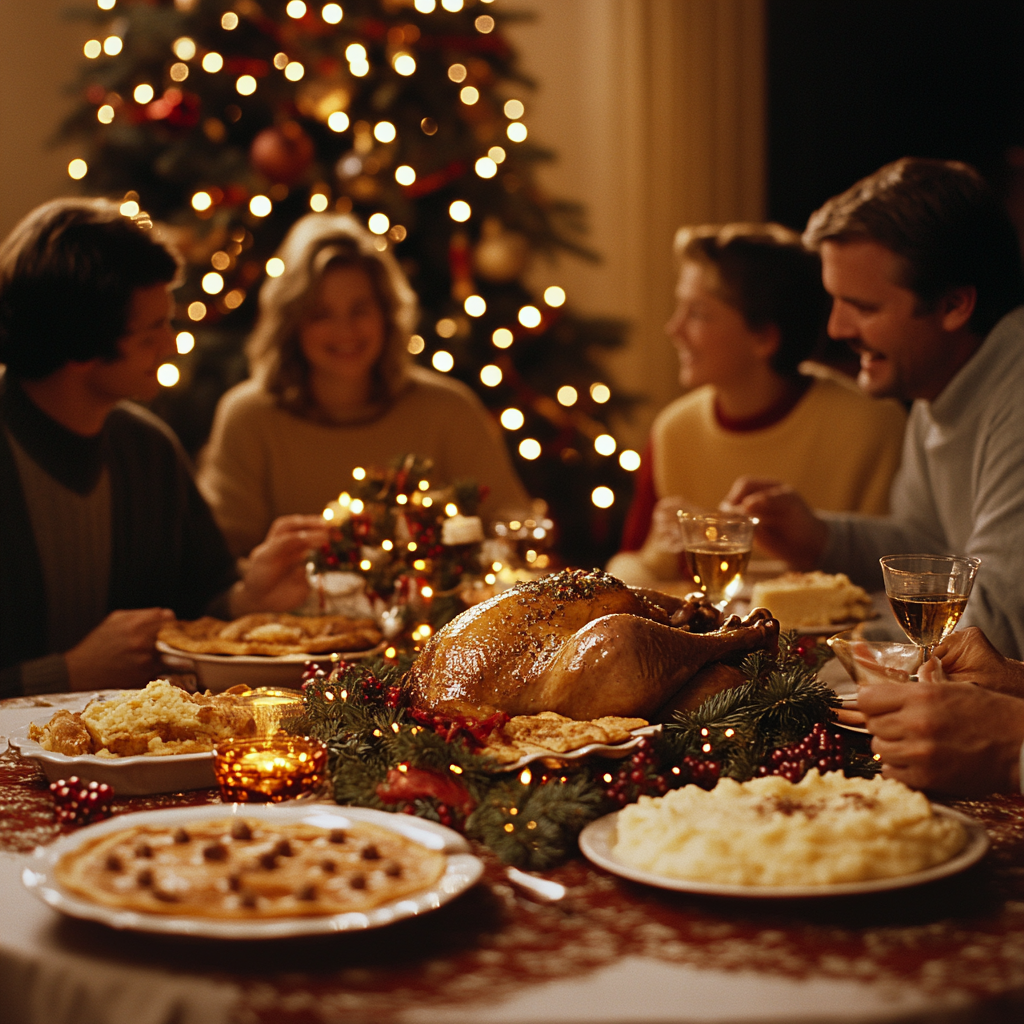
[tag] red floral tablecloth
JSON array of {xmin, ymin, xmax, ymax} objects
[{"xmin": 4, "ymin": 721, "xmax": 1024, "ymax": 1023}]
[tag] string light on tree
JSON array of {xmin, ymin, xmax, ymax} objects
[
  {"xmin": 492, "ymin": 328, "xmax": 513, "ymax": 349},
  {"xmin": 518, "ymin": 305, "xmax": 541, "ymax": 329},
  {"xmin": 519, "ymin": 438, "xmax": 541, "ymax": 460},
  {"xmin": 322, "ymin": 3, "xmax": 343, "ymax": 24},
  {"xmin": 594, "ymin": 434, "xmax": 616, "ymax": 456},
  {"xmin": 157, "ymin": 363, "xmax": 180, "ymax": 387},
  {"xmin": 557, "ymin": 386, "xmax": 577, "ymax": 406},
  {"xmin": 543, "ymin": 286, "xmax": 566, "ymax": 307},
  {"xmin": 500, "ymin": 408, "xmax": 524, "ymax": 430},
  {"xmin": 222, "ymin": 11, "xmax": 239, "ymax": 29},
  {"xmin": 394, "ymin": 53, "xmax": 416, "ymax": 75},
  {"xmin": 619, "ymin": 449, "xmax": 641, "ymax": 471},
  {"xmin": 249, "ymin": 195, "xmax": 272, "ymax": 217},
  {"xmin": 176, "ymin": 331, "xmax": 195, "ymax": 354},
  {"xmin": 464, "ymin": 294, "xmax": 486, "ymax": 317},
  {"xmin": 592, "ymin": 486, "xmax": 615, "ymax": 508},
  {"xmin": 368, "ymin": 212, "xmax": 390, "ymax": 234},
  {"xmin": 202, "ymin": 52, "xmax": 223, "ymax": 72},
  {"xmin": 68, "ymin": 159, "xmax": 88, "ymax": 180},
  {"xmin": 479, "ymin": 364, "xmax": 502, "ymax": 386},
  {"xmin": 449, "ymin": 200, "xmax": 471, "ymax": 222},
  {"xmin": 590, "ymin": 383, "xmax": 611, "ymax": 403},
  {"xmin": 328, "ymin": 111, "xmax": 350, "ymax": 132},
  {"xmin": 395, "ymin": 165, "xmax": 416, "ymax": 185},
  {"xmin": 432, "ymin": 351, "xmax": 454, "ymax": 372}
]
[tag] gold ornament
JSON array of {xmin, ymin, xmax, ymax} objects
[{"xmin": 473, "ymin": 217, "xmax": 530, "ymax": 282}]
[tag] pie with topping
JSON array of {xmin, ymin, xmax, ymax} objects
[
  {"xmin": 55, "ymin": 818, "xmax": 447, "ymax": 918},
  {"xmin": 482, "ymin": 711, "xmax": 649, "ymax": 764},
  {"xmin": 158, "ymin": 612, "xmax": 382, "ymax": 657}
]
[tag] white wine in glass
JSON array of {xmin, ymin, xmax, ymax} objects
[
  {"xmin": 879, "ymin": 554, "xmax": 980, "ymax": 661},
  {"xmin": 677, "ymin": 512, "xmax": 757, "ymax": 610}
]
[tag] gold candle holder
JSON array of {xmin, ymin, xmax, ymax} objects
[
  {"xmin": 239, "ymin": 687, "xmax": 305, "ymax": 735},
  {"xmin": 214, "ymin": 735, "xmax": 328, "ymax": 803}
]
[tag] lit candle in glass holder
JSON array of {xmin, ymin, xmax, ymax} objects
[
  {"xmin": 214, "ymin": 735, "xmax": 328, "ymax": 803},
  {"xmin": 239, "ymin": 687, "xmax": 304, "ymax": 735}
]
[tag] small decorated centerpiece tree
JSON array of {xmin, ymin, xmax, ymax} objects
[{"xmin": 309, "ymin": 453, "xmax": 491, "ymax": 637}]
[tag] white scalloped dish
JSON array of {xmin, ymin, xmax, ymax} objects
[
  {"xmin": 8, "ymin": 730, "xmax": 216, "ymax": 795},
  {"xmin": 22, "ymin": 804, "xmax": 484, "ymax": 939}
]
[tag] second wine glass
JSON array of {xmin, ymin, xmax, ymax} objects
[
  {"xmin": 879, "ymin": 553, "xmax": 981, "ymax": 661},
  {"xmin": 677, "ymin": 511, "xmax": 757, "ymax": 611}
]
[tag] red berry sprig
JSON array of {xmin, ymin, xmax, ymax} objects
[
  {"xmin": 602, "ymin": 738, "xmax": 721, "ymax": 808},
  {"xmin": 757, "ymin": 722, "xmax": 846, "ymax": 782},
  {"xmin": 49, "ymin": 776, "xmax": 114, "ymax": 826}
]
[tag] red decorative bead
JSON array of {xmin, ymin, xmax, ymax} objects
[{"xmin": 50, "ymin": 776, "xmax": 114, "ymax": 826}]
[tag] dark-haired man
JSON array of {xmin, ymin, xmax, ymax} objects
[
  {"xmin": 0, "ymin": 198, "xmax": 327, "ymax": 697},
  {"xmin": 728, "ymin": 158, "xmax": 1024, "ymax": 660}
]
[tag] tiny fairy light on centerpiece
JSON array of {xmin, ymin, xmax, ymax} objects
[{"xmin": 214, "ymin": 735, "xmax": 328, "ymax": 802}]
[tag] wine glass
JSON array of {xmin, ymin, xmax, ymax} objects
[
  {"xmin": 677, "ymin": 511, "xmax": 757, "ymax": 610},
  {"xmin": 879, "ymin": 554, "xmax": 981, "ymax": 661}
]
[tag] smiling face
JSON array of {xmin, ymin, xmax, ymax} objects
[
  {"xmin": 84, "ymin": 283, "xmax": 176, "ymax": 404},
  {"xmin": 820, "ymin": 238, "xmax": 973, "ymax": 403},
  {"xmin": 665, "ymin": 261, "xmax": 778, "ymax": 391},
  {"xmin": 299, "ymin": 264, "xmax": 387, "ymax": 400}
]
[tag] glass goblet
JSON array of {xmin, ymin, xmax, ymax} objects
[
  {"xmin": 879, "ymin": 554, "xmax": 981, "ymax": 661},
  {"xmin": 677, "ymin": 511, "xmax": 757, "ymax": 611}
]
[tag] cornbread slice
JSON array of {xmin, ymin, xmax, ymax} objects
[{"xmin": 750, "ymin": 572, "xmax": 872, "ymax": 629}]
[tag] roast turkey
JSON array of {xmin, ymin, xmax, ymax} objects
[{"xmin": 405, "ymin": 569, "xmax": 778, "ymax": 720}]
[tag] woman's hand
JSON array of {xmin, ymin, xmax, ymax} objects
[
  {"xmin": 230, "ymin": 514, "xmax": 331, "ymax": 615},
  {"xmin": 722, "ymin": 477, "xmax": 828, "ymax": 570}
]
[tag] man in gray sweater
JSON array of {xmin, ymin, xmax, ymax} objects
[
  {"xmin": 728, "ymin": 158, "xmax": 1024, "ymax": 794},
  {"xmin": 730, "ymin": 158, "xmax": 1024, "ymax": 658},
  {"xmin": 0, "ymin": 198, "xmax": 327, "ymax": 698}
]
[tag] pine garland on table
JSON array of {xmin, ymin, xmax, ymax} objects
[{"xmin": 287, "ymin": 632, "xmax": 877, "ymax": 869}]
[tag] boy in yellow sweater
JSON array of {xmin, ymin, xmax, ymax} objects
[{"xmin": 608, "ymin": 223, "xmax": 906, "ymax": 585}]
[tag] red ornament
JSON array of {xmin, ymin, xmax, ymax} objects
[
  {"xmin": 249, "ymin": 121, "xmax": 315, "ymax": 185},
  {"xmin": 375, "ymin": 766, "xmax": 476, "ymax": 816},
  {"xmin": 50, "ymin": 776, "xmax": 114, "ymax": 826}
]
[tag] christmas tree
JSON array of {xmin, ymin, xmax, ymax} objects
[{"xmin": 58, "ymin": 0, "xmax": 638, "ymax": 566}]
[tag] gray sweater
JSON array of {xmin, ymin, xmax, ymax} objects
[{"xmin": 820, "ymin": 306, "xmax": 1024, "ymax": 659}]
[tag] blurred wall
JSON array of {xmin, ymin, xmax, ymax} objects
[
  {"xmin": 0, "ymin": 0, "xmax": 767, "ymax": 452},
  {"xmin": 506, "ymin": 0, "xmax": 766, "ymax": 450},
  {"xmin": 0, "ymin": 0, "xmax": 82, "ymax": 241}
]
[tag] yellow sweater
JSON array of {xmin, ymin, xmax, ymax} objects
[
  {"xmin": 609, "ymin": 374, "xmax": 906, "ymax": 583},
  {"xmin": 198, "ymin": 367, "xmax": 530, "ymax": 558}
]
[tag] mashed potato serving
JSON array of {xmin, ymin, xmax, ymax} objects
[{"xmin": 612, "ymin": 771, "xmax": 968, "ymax": 886}]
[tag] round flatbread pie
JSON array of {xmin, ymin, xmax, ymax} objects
[
  {"xmin": 158, "ymin": 613, "xmax": 382, "ymax": 657},
  {"xmin": 55, "ymin": 818, "xmax": 446, "ymax": 918}
]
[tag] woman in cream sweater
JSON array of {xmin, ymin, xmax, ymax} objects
[
  {"xmin": 198, "ymin": 213, "xmax": 529, "ymax": 558},
  {"xmin": 608, "ymin": 223, "xmax": 906, "ymax": 585}
]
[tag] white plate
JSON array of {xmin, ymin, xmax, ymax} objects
[
  {"xmin": 578, "ymin": 804, "xmax": 989, "ymax": 899},
  {"xmin": 495, "ymin": 724, "xmax": 662, "ymax": 773},
  {"xmin": 22, "ymin": 804, "xmax": 484, "ymax": 939},
  {"xmin": 156, "ymin": 640, "xmax": 385, "ymax": 693}
]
